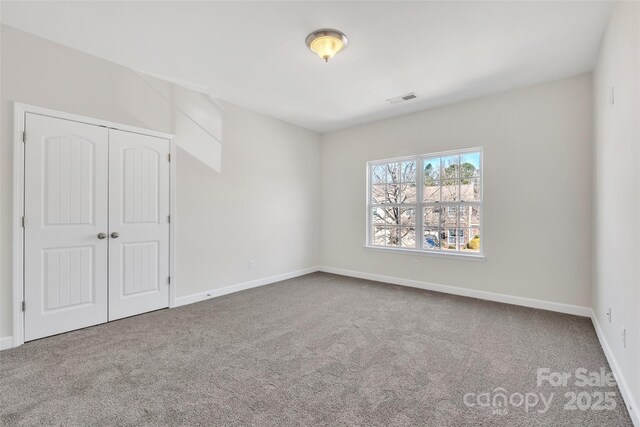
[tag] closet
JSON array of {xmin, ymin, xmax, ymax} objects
[{"xmin": 22, "ymin": 111, "xmax": 171, "ymax": 341}]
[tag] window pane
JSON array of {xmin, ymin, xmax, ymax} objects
[
  {"xmin": 460, "ymin": 204, "xmax": 481, "ymax": 227},
  {"xmin": 471, "ymin": 205, "xmax": 481, "ymax": 225},
  {"xmin": 389, "ymin": 207, "xmax": 403, "ymax": 225},
  {"xmin": 372, "ymin": 207, "xmax": 415, "ymax": 227},
  {"xmin": 423, "ymin": 158, "xmax": 440, "ymax": 183},
  {"xmin": 372, "ymin": 184, "xmax": 386, "ymax": 204},
  {"xmin": 442, "ymin": 206, "xmax": 458, "ymax": 227},
  {"xmin": 386, "ymin": 163, "xmax": 400, "ymax": 184},
  {"xmin": 461, "ymin": 228, "xmax": 481, "ymax": 253},
  {"xmin": 445, "ymin": 206, "xmax": 457, "ymax": 217},
  {"xmin": 372, "ymin": 225, "xmax": 416, "ymax": 248},
  {"xmin": 443, "ymin": 228, "xmax": 459, "ymax": 251},
  {"xmin": 371, "ymin": 164, "xmax": 387, "ymax": 184},
  {"xmin": 441, "ymin": 179, "xmax": 459, "ymax": 202},
  {"xmin": 371, "ymin": 207, "xmax": 389, "ymax": 225},
  {"xmin": 401, "ymin": 182, "xmax": 417, "ymax": 203},
  {"xmin": 424, "ymin": 227, "xmax": 440, "ymax": 250},
  {"xmin": 441, "ymin": 155, "xmax": 459, "ymax": 180},
  {"xmin": 372, "ymin": 226, "xmax": 391, "ymax": 246},
  {"xmin": 424, "ymin": 181, "xmax": 440, "ymax": 202},
  {"xmin": 472, "ymin": 177, "xmax": 481, "ymax": 202},
  {"xmin": 386, "ymin": 183, "xmax": 402, "ymax": 203},
  {"xmin": 460, "ymin": 178, "xmax": 480, "ymax": 202},
  {"xmin": 399, "ymin": 208, "xmax": 416, "ymax": 226},
  {"xmin": 460, "ymin": 152, "xmax": 481, "ymax": 179},
  {"xmin": 400, "ymin": 227, "xmax": 416, "ymax": 247},
  {"xmin": 388, "ymin": 227, "xmax": 401, "ymax": 246},
  {"xmin": 401, "ymin": 161, "xmax": 416, "ymax": 182},
  {"xmin": 424, "ymin": 206, "xmax": 442, "ymax": 226}
]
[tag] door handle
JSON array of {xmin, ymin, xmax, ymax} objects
[
  {"xmin": 97, "ymin": 233, "xmax": 107, "ymax": 239},
  {"xmin": 110, "ymin": 232, "xmax": 120, "ymax": 239}
]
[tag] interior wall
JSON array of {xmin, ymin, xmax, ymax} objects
[
  {"xmin": 176, "ymin": 101, "xmax": 321, "ymax": 298},
  {"xmin": 320, "ymin": 74, "xmax": 593, "ymax": 308},
  {"xmin": 0, "ymin": 25, "xmax": 321, "ymax": 338},
  {"xmin": 592, "ymin": 1, "xmax": 640, "ymax": 416}
]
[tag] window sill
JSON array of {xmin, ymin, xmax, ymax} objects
[{"xmin": 363, "ymin": 245, "xmax": 486, "ymax": 261}]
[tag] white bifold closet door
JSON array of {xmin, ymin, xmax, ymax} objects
[
  {"xmin": 108, "ymin": 129, "xmax": 170, "ymax": 321},
  {"xmin": 24, "ymin": 113, "xmax": 109, "ymax": 341},
  {"xmin": 23, "ymin": 113, "xmax": 170, "ymax": 341}
]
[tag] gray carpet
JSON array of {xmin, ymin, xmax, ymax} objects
[{"xmin": 0, "ymin": 272, "xmax": 632, "ymax": 426}]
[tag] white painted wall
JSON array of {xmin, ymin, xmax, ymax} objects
[
  {"xmin": 175, "ymin": 101, "xmax": 321, "ymax": 298},
  {"xmin": 320, "ymin": 74, "xmax": 593, "ymax": 308},
  {"xmin": 592, "ymin": 2, "xmax": 640, "ymax": 418},
  {"xmin": 0, "ymin": 25, "xmax": 321, "ymax": 338}
]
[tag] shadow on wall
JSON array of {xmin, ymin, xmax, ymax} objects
[{"xmin": 120, "ymin": 69, "xmax": 223, "ymax": 172}]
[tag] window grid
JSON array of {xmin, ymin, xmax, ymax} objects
[
  {"xmin": 368, "ymin": 149, "xmax": 482, "ymax": 256},
  {"xmin": 369, "ymin": 160, "xmax": 418, "ymax": 249}
]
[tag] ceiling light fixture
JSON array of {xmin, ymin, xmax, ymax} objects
[{"xmin": 305, "ymin": 29, "xmax": 348, "ymax": 62}]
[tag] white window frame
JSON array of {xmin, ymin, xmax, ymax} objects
[{"xmin": 365, "ymin": 147, "xmax": 484, "ymax": 259}]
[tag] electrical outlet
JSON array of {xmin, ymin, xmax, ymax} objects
[
  {"xmin": 249, "ymin": 259, "xmax": 255, "ymax": 270},
  {"xmin": 412, "ymin": 259, "xmax": 420, "ymax": 269},
  {"xmin": 606, "ymin": 308, "xmax": 612, "ymax": 323},
  {"xmin": 622, "ymin": 326, "xmax": 626, "ymax": 349}
]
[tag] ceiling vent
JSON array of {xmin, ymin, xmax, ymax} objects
[{"xmin": 386, "ymin": 92, "xmax": 417, "ymax": 104}]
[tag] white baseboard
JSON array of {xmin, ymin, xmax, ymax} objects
[
  {"xmin": 1, "ymin": 336, "xmax": 14, "ymax": 350},
  {"xmin": 319, "ymin": 266, "xmax": 591, "ymax": 317},
  {"xmin": 591, "ymin": 310, "xmax": 638, "ymax": 426},
  {"xmin": 173, "ymin": 266, "xmax": 320, "ymax": 307}
]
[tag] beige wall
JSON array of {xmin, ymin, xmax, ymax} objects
[
  {"xmin": 593, "ymin": 2, "xmax": 640, "ymax": 416},
  {"xmin": 0, "ymin": 25, "xmax": 321, "ymax": 338},
  {"xmin": 320, "ymin": 74, "xmax": 593, "ymax": 307}
]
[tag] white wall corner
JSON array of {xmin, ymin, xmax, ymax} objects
[
  {"xmin": 319, "ymin": 266, "xmax": 592, "ymax": 317},
  {"xmin": 591, "ymin": 310, "xmax": 639, "ymax": 427}
]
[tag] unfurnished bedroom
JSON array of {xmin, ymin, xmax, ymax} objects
[{"xmin": 0, "ymin": 1, "xmax": 638, "ymax": 426}]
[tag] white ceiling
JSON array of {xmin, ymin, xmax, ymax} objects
[{"xmin": 1, "ymin": 1, "xmax": 612, "ymax": 133}]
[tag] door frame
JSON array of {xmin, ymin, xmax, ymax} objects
[{"xmin": 12, "ymin": 102, "xmax": 177, "ymax": 348}]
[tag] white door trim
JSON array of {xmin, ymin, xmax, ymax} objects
[{"xmin": 12, "ymin": 102, "xmax": 176, "ymax": 348}]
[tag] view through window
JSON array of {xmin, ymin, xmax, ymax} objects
[{"xmin": 368, "ymin": 149, "xmax": 482, "ymax": 255}]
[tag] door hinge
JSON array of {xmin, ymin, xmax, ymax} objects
[
  {"xmin": 168, "ymin": 276, "xmax": 171, "ymax": 285},
  {"xmin": 167, "ymin": 215, "xmax": 171, "ymax": 223},
  {"xmin": 22, "ymin": 131, "xmax": 26, "ymax": 143},
  {"xmin": 21, "ymin": 216, "xmax": 25, "ymax": 228},
  {"xmin": 167, "ymin": 153, "xmax": 171, "ymax": 162},
  {"xmin": 21, "ymin": 301, "xmax": 26, "ymax": 312}
]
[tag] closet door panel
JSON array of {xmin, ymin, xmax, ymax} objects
[
  {"xmin": 108, "ymin": 129, "xmax": 170, "ymax": 320},
  {"xmin": 24, "ymin": 113, "xmax": 109, "ymax": 341}
]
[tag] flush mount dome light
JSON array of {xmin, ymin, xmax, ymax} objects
[{"xmin": 306, "ymin": 29, "xmax": 348, "ymax": 62}]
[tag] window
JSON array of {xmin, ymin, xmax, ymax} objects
[
  {"xmin": 367, "ymin": 149, "xmax": 482, "ymax": 256},
  {"xmin": 448, "ymin": 228, "xmax": 464, "ymax": 245},
  {"xmin": 370, "ymin": 160, "xmax": 417, "ymax": 248}
]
